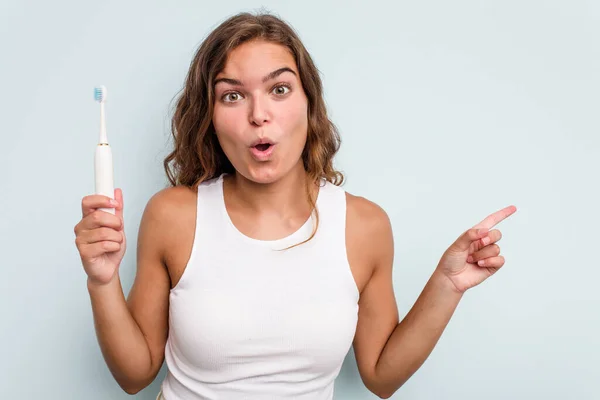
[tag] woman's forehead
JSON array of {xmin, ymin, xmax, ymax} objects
[{"xmin": 218, "ymin": 41, "xmax": 297, "ymax": 80}]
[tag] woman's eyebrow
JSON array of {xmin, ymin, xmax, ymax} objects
[{"xmin": 214, "ymin": 67, "xmax": 297, "ymax": 87}]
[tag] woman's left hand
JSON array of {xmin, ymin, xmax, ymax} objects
[{"xmin": 437, "ymin": 205, "xmax": 517, "ymax": 293}]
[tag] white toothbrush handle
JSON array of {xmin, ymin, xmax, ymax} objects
[{"xmin": 95, "ymin": 144, "xmax": 115, "ymax": 214}]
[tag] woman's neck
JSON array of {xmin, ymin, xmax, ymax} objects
[{"xmin": 224, "ymin": 163, "xmax": 318, "ymax": 220}]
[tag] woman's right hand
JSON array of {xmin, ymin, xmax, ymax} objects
[{"xmin": 74, "ymin": 188, "xmax": 126, "ymax": 286}]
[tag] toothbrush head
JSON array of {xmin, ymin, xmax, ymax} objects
[{"xmin": 94, "ymin": 86, "xmax": 107, "ymax": 103}]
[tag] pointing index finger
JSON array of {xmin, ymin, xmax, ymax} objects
[{"xmin": 474, "ymin": 205, "xmax": 517, "ymax": 230}]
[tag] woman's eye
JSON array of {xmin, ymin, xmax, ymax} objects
[
  {"xmin": 272, "ymin": 85, "xmax": 291, "ymax": 96},
  {"xmin": 221, "ymin": 85, "xmax": 290, "ymax": 103},
  {"xmin": 223, "ymin": 92, "xmax": 241, "ymax": 102}
]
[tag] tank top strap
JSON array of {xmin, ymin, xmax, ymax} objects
[
  {"xmin": 169, "ymin": 175, "xmax": 224, "ymax": 292},
  {"xmin": 313, "ymin": 178, "xmax": 347, "ymax": 248}
]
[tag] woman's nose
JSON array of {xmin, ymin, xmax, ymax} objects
[{"xmin": 249, "ymin": 97, "xmax": 270, "ymax": 126}]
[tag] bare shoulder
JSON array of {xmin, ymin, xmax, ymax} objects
[
  {"xmin": 143, "ymin": 185, "xmax": 197, "ymax": 221},
  {"xmin": 140, "ymin": 185, "xmax": 197, "ymax": 287},
  {"xmin": 346, "ymin": 192, "xmax": 390, "ymax": 226},
  {"xmin": 141, "ymin": 185, "xmax": 197, "ymax": 239},
  {"xmin": 345, "ymin": 192, "xmax": 394, "ymax": 293},
  {"xmin": 346, "ymin": 192, "xmax": 393, "ymax": 247}
]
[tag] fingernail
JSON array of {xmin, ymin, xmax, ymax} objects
[
  {"xmin": 110, "ymin": 199, "xmax": 119, "ymax": 206},
  {"xmin": 482, "ymin": 237, "xmax": 491, "ymax": 245},
  {"xmin": 478, "ymin": 260, "xmax": 485, "ymax": 266}
]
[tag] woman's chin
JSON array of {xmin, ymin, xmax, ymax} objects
[
  {"xmin": 240, "ymin": 160, "xmax": 303, "ymax": 185},
  {"xmin": 240, "ymin": 165, "xmax": 281, "ymax": 185}
]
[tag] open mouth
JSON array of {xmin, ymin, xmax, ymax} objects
[
  {"xmin": 250, "ymin": 140, "xmax": 275, "ymax": 159},
  {"xmin": 254, "ymin": 143, "xmax": 272, "ymax": 152}
]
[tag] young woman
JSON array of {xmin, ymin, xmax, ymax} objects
[{"xmin": 74, "ymin": 11, "xmax": 516, "ymax": 400}]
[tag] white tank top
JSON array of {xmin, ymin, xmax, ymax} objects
[{"xmin": 160, "ymin": 173, "xmax": 359, "ymax": 399}]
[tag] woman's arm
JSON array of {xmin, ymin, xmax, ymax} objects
[
  {"xmin": 351, "ymin": 199, "xmax": 514, "ymax": 399},
  {"xmin": 88, "ymin": 189, "xmax": 176, "ymax": 394},
  {"xmin": 349, "ymin": 198, "xmax": 462, "ymax": 399}
]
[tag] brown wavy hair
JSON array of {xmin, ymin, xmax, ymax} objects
[{"xmin": 163, "ymin": 10, "xmax": 344, "ymax": 247}]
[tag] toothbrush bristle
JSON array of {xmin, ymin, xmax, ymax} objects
[{"xmin": 94, "ymin": 86, "xmax": 106, "ymax": 102}]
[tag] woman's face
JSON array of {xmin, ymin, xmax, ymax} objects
[{"xmin": 212, "ymin": 39, "xmax": 309, "ymax": 184}]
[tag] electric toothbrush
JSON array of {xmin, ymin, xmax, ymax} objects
[{"xmin": 94, "ymin": 86, "xmax": 115, "ymax": 214}]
